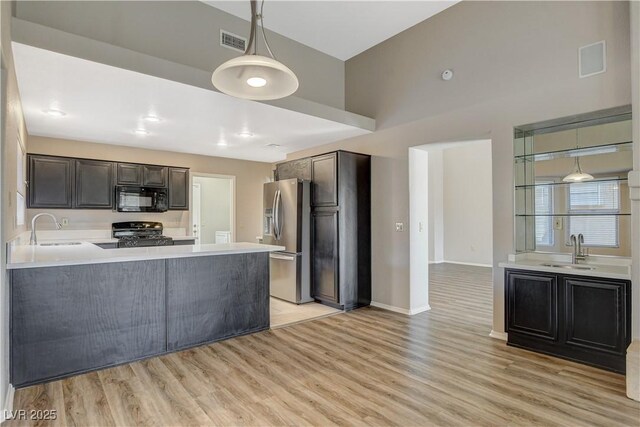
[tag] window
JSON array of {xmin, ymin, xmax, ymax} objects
[
  {"xmin": 568, "ymin": 180, "xmax": 619, "ymax": 247},
  {"xmin": 534, "ymin": 182, "xmax": 554, "ymax": 246}
]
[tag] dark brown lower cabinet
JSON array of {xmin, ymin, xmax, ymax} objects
[
  {"xmin": 505, "ymin": 269, "xmax": 630, "ymax": 373},
  {"xmin": 311, "ymin": 209, "xmax": 340, "ymax": 305}
]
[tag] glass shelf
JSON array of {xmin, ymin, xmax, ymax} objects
[
  {"xmin": 514, "ymin": 141, "xmax": 632, "ymax": 162},
  {"xmin": 515, "ymin": 177, "xmax": 628, "ymax": 189},
  {"xmin": 515, "ymin": 213, "xmax": 631, "ymax": 217}
]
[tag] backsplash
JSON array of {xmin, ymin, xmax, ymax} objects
[{"xmin": 26, "ymin": 209, "xmax": 189, "ymax": 231}]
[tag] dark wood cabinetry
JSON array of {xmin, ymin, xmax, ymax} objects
[
  {"xmin": 28, "ymin": 155, "xmax": 74, "ymax": 208},
  {"xmin": 168, "ymin": 167, "xmax": 189, "ymax": 210},
  {"xmin": 116, "ymin": 163, "xmax": 143, "ymax": 186},
  {"xmin": 276, "ymin": 150, "xmax": 371, "ymax": 310},
  {"xmin": 505, "ymin": 269, "xmax": 631, "ymax": 373},
  {"xmin": 28, "ymin": 154, "xmax": 189, "ymax": 211},
  {"xmin": 74, "ymin": 159, "xmax": 114, "ymax": 208}
]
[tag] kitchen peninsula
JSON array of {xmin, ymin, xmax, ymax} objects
[{"xmin": 8, "ymin": 241, "xmax": 283, "ymax": 387}]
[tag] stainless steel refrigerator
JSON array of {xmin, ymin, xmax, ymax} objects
[{"xmin": 263, "ymin": 178, "xmax": 312, "ymax": 304}]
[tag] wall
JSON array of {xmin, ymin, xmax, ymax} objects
[
  {"xmin": 285, "ymin": 1, "xmax": 631, "ymax": 328},
  {"xmin": 428, "ymin": 150, "xmax": 444, "ymax": 263},
  {"xmin": 27, "ymin": 136, "xmax": 272, "ymax": 243},
  {"xmin": 1, "ymin": 0, "xmax": 29, "ymax": 415},
  {"xmin": 13, "ymin": 0, "xmax": 345, "ymax": 110},
  {"xmin": 193, "ymin": 175, "xmax": 232, "ymax": 244},
  {"xmin": 442, "ymin": 141, "xmax": 493, "ymax": 266}
]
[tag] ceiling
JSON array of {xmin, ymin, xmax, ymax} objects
[
  {"xmin": 205, "ymin": 1, "xmax": 459, "ymax": 60},
  {"xmin": 12, "ymin": 43, "xmax": 371, "ymax": 163}
]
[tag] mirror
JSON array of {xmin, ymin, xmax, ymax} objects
[{"xmin": 514, "ymin": 110, "xmax": 632, "ymax": 257}]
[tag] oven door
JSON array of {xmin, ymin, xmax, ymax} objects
[{"xmin": 116, "ymin": 187, "xmax": 168, "ymax": 212}]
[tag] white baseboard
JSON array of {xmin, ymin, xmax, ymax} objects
[
  {"xmin": 371, "ymin": 301, "xmax": 431, "ymax": 316},
  {"xmin": 2, "ymin": 383, "xmax": 15, "ymax": 422},
  {"xmin": 442, "ymin": 260, "xmax": 493, "ymax": 268},
  {"xmin": 428, "ymin": 260, "xmax": 445, "ymax": 264},
  {"xmin": 489, "ymin": 330, "xmax": 508, "ymax": 341}
]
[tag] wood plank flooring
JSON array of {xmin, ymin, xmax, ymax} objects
[{"xmin": 9, "ymin": 263, "xmax": 640, "ymax": 426}]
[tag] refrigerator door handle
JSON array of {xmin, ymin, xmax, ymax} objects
[
  {"xmin": 275, "ymin": 190, "xmax": 283, "ymax": 240},
  {"xmin": 271, "ymin": 190, "xmax": 278, "ymax": 238},
  {"xmin": 270, "ymin": 253, "xmax": 296, "ymax": 261}
]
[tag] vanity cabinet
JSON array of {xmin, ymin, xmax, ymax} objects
[{"xmin": 505, "ymin": 269, "xmax": 631, "ymax": 373}]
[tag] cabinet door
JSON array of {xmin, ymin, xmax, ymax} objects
[
  {"xmin": 276, "ymin": 158, "xmax": 311, "ymax": 181},
  {"xmin": 564, "ymin": 277, "xmax": 629, "ymax": 355},
  {"xmin": 74, "ymin": 159, "xmax": 114, "ymax": 209},
  {"xmin": 311, "ymin": 153, "xmax": 337, "ymax": 207},
  {"xmin": 311, "ymin": 209, "xmax": 339, "ymax": 304},
  {"xmin": 506, "ymin": 271, "xmax": 558, "ymax": 340},
  {"xmin": 168, "ymin": 167, "xmax": 189, "ymax": 210},
  {"xmin": 28, "ymin": 155, "xmax": 74, "ymax": 208},
  {"xmin": 143, "ymin": 165, "xmax": 168, "ymax": 187},
  {"xmin": 116, "ymin": 163, "xmax": 143, "ymax": 186}
]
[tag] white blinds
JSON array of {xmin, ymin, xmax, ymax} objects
[
  {"xmin": 568, "ymin": 181, "xmax": 619, "ymax": 247},
  {"xmin": 535, "ymin": 184, "xmax": 553, "ymax": 246}
]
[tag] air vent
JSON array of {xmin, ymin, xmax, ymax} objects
[
  {"xmin": 220, "ymin": 30, "xmax": 247, "ymax": 53},
  {"xmin": 579, "ymin": 40, "xmax": 606, "ymax": 78}
]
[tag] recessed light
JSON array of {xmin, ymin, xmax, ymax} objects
[
  {"xmin": 43, "ymin": 108, "xmax": 66, "ymax": 117},
  {"xmin": 217, "ymin": 140, "xmax": 228, "ymax": 147},
  {"xmin": 237, "ymin": 131, "xmax": 254, "ymax": 138},
  {"xmin": 134, "ymin": 128, "xmax": 149, "ymax": 135},
  {"xmin": 266, "ymin": 143, "xmax": 281, "ymax": 148},
  {"xmin": 143, "ymin": 115, "xmax": 161, "ymax": 122},
  {"xmin": 246, "ymin": 77, "xmax": 267, "ymax": 88}
]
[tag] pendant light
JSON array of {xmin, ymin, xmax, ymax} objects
[
  {"xmin": 212, "ymin": 0, "xmax": 299, "ymax": 100},
  {"xmin": 562, "ymin": 129, "xmax": 594, "ymax": 182}
]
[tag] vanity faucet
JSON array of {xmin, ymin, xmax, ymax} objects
[{"xmin": 30, "ymin": 213, "xmax": 62, "ymax": 245}]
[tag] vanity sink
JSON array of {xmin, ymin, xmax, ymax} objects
[
  {"xmin": 39, "ymin": 242, "xmax": 82, "ymax": 247},
  {"xmin": 540, "ymin": 263, "xmax": 596, "ymax": 271}
]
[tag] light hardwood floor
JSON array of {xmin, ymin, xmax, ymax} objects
[
  {"xmin": 270, "ymin": 297, "xmax": 341, "ymax": 329},
  {"xmin": 9, "ymin": 263, "xmax": 640, "ymax": 426}
]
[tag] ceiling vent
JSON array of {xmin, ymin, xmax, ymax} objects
[
  {"xmin": 579, "ymin": 41, "xmax": 606, "ymax": 78},
  {"xmin": 220, "ymin": 30, "xmax": 247, "ymax": 53}
]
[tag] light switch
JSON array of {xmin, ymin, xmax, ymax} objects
[{"xmin": 395, "ymin": 222, "xmax": 404, "ymax": 232}]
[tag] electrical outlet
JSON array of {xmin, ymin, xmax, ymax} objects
[
  {"xmin": 553, "ymin": 217, "xmax": 563, "ymax": 230},
  {"xmin": 395, "ymin": 222, "xmax": 404, "ymax": 232},
  {"xmin": 61, "ymin": 218, "xmax": 69, "ymax": 227}
]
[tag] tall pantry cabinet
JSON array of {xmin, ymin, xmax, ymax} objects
[{"xmin": 275, "ymin": 150, "xmax": 371, "ymax": 310}]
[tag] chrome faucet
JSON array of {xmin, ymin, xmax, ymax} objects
[
  {"xmin": 30, "ymin": 213, "xmax": 62, "ymax": 245},
  {"xmin": 570, "ymin": 233, "xmax": 587, "ymax": 264}
]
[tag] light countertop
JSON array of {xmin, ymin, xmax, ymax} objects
[
  {"xmin": 499, "ymin": 253, "xmax": 632, "ymax": 280},
  {"xmin": 8, "ymin": 241, "xmax": 285, "ymax": 269}
]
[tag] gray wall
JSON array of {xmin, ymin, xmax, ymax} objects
[
  {"xmin": 14, "ymin": 0, "xmax": 345, "ymax": 109},
  {"xmin": 286, "ymin": 1, "xmax": 631, "ymax": 333}
]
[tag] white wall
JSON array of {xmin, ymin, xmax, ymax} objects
[
  {"xmin": 442, "ymin": 141, "xmax": 493, "ymax": 266},
  {"xmin": 428, "ymin": 150, "xmax": 444, "ymax": 263}
]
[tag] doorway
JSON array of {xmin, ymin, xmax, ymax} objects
[
  {"xmin": 191, "ymin": 174, "xmax": 235, "ymax": 244},
  {"xmin": 409, "ymin": 139, "xmax": 494, "ymax": 322}
]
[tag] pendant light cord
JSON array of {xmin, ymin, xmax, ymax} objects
[{"xmin": 242, "ymin": 0, "xmax": 275, "ymax": 59}]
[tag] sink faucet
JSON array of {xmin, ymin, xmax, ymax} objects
[
  {"xmin": 570, "ymin": 233, "xmax": 587, "ymax": 264},
  {"xmin": 30, "ymin": 213, "xmax": 62, "ymax": 245}
]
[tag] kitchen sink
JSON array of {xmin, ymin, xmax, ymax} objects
[
  {"xmin": 540, "ymin": 263, "xmax": 595, "ymax": 271},
  {"xmin": 39, "ymin": 242, "xmax": 82, "ymax": 246}
]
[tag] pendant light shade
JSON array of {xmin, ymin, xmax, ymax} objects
[
  {"xmin": 212, "ymin": 0, "xmax": 299, "ymax": 100},
  {"xmin": 562, "ymin": 129, "xmax": 593, "ymax": 182},
  {"xmin": 562, "ymin": 157, "xmax": 594, "ymax": 182}
]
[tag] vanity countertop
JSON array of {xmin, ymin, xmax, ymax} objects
[{"xmin": 499, "ymin": 253, "xmax": 632, "ymax": 280}]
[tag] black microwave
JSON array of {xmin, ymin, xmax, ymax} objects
[{"xmin": 115, "ymin": 186, "xmax": 168, "ymax": 212}]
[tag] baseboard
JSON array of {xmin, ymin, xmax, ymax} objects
[
  {"xmin": 443, "ymin": 260, "xmax": 493, "ymax": 268},
  {"xmin": 489, "ymin": 330, "xmax": 508, "ymax": 341},
  {"xmin": 428, "ymin": 260, "xmax": 444, "ymax": 264},
  {"xmin": 2, "ymin": 383, "xmax": 15, "ymax": 422},
  {"xmin": 370, "ymin": 301, "xmax": 431, "ymax": 316}
]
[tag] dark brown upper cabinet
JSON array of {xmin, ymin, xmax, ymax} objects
[
  {"xmin": 116, "ymin": 163, "xmax": 143, "ymax": 186},
  {"xmin": 74, "ymin": 159, "xmax": 114, "ymax": 209},
  {"xmin": 28, "ymin": 155, "xmax": 74, "ymax": 209},
  {"xmin": 311, "ymin": 153, "xmax": 338, "ymax": 207},
  {"xmin": 168, "ymin": 168, "xmax": 189, "ymax": 210},
  {"xmin": 143, "ymin": 165, "xmax": 168, "ymax": 187}
]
